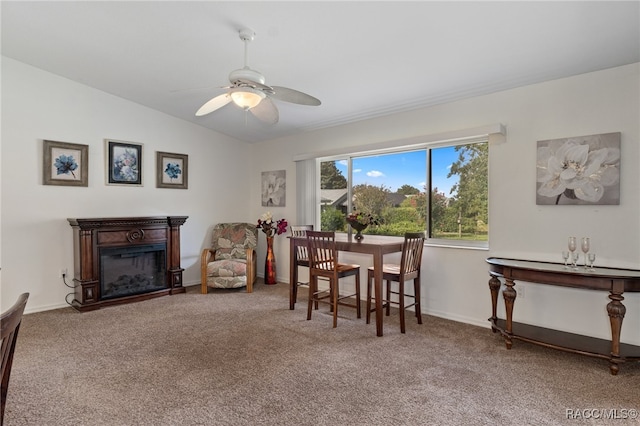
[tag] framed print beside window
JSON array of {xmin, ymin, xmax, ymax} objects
[
  {"xmin": 261, "ymin": 170, "xmax": 286, "ymax": 207},
  {"xmin": 43, "ymin": 140, "xmax": 89, "ymax": 186},
  {"xmin": 105, "ymin": 139, "xmax": 143, "ymax": 186},
  {"xmin": 156, "ymin": 151, "xmax": 188, "ymax": 189}
]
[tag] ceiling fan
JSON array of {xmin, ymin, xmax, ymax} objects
[{"xmin": 195, "ymin": 28, "xmax": 321, "ymax": 124}]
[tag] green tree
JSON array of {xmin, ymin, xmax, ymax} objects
[
  {"xmin": 320, "ymin": 161, "xmax": 347, "ymax": 189},
  {"xmin": 401, "ymin": 192, "xmax": 427, "ymax": 222},
  {"xmin": 397, "ymin": 184, "xmax": 420, "ymax": 195},
  {"xmin": 352, "ymin": 184, "xmax": 391, "ymax": 217},
  {"xmin": 447, "ymin": 143, "xmax": 488, "ymax": 236},
  {"xmin": 429, "ymin": 188, "xmax": 450, "ymax": 235},
  {"xmin": 321, "ymin": 206, "xmax": 346, "ymax": 231}
]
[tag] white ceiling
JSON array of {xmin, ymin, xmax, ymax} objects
[{"xmin": 2, "ymin": 1, "xmax": 639, "ymax": 143}]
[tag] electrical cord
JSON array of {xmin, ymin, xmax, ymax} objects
[
  {"xmin": 62, "ymin": 272, "xmax": 77, "ymax": 306},
  {"xmin": 62, "ymin": 273, "xmax": 75, "ymax": 288}
]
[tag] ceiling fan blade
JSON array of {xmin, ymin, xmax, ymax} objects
[
  {"xmin": 270, "ymin": 86, "xmax": 321, "ymax": 106},
  {"xmin": 235, "ymin": 78, "xmax": 274, "ymax": 93},
  {"xmin": 250, "ymin": 97, "xmax": 279, "ymax": 124},
  {"xmin": 195, "ymin": 93, "xmax": 232, "ymax": 116}
]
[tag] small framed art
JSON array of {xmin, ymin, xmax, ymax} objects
[
  {"xmin": 105, "ymin": 139, "xmax": 143, "ymax": 186},
  {"xmin": 156, "ymin": 151, "xmax": 188, "ymax": 189},
  {"xmin": 43, "ymin": 140, "xmax": 88, "ymax": 187}
]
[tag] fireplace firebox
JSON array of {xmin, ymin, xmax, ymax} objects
[
  {"xmin": 100, "ymin": 243, "xmax": 167, "ymax": 300},
  {"xmin": 68, "ymin": 216, "xmax": 188, "ymax": 311}
]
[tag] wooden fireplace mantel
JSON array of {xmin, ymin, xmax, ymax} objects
[{"xmin": 68, "ymin": 216, "xmax": 188, "ymax": 311}]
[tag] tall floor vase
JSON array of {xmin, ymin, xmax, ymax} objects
[{"xmin": 264, "ymin": 236, "xmax": 277, "ymax": 284}]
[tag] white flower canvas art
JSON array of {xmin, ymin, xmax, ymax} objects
[
  {"xmin": 536, "ymin": 132, "xmax": 621, "ymax": 205},
  {"xmin": 261, "ymin": 170, "xmax": 286, "ymax": 207}
]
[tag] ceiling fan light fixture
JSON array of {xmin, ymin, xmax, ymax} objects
[{"xmin": 230, "ymin": 87, "xmax": 265, "ymax": 110}]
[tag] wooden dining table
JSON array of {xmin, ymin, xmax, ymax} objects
[{"xmin": 289, "ymin": 233, "xmax": 404, "ymax": 336}]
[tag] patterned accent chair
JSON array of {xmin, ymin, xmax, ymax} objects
[{"xmin": 201, "ymin": 223, "xmax": 258, "ymax": 293}]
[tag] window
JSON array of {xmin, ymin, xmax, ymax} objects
[{"xmin": 318, "ymin": 140, "xmax": 488, "ymax": 247}]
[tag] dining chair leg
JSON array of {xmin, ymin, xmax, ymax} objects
[
  {"xmin": 355, "ymin": 273, "xmax": 361, "ymax": 319},
  {"xmin": 291, "ymin": 266, "xmax": 298, "ymax": 309},
  {"xmin": 399, "ymin": 280, "xmax": 406, "ymax": 334},
  {"xmin": 307, "ymin": 276, "xmax": 316, "ymax": 321},
  {"xmin": 385, "ymin": 280, "xmax": 391, "ymax": 316},
  {"xmin": 414, "ymin": 277, "xmax": 423, "ymax": 324},
  {"xmin": 365, "ymin": 270, "xmax": 373, "ymax": 324},
  {"xmin": 332, "ymin": 278, "xmax": 339, "ymax": 328}
]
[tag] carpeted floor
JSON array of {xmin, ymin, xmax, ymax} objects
[{"xmin": 4, "ymin": 280, "xmax": 639, "ymax": 425}]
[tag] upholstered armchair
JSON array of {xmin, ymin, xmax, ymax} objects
[{"xmin": 201, "ymin": 223, "xmax": 258, "ymax": 293}]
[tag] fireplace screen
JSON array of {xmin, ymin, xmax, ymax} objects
[{"xmin": 100, "ymin": 243, "xmax": 167, "ymax": 300}]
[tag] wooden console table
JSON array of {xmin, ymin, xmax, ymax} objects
[{"xmin": 486, "ymin": 257, "xmax": 640, "ymax": 375}]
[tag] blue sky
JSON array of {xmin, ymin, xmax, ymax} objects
[{"xmin": 334, "ymin": 147, "xmax": 459, "ymax": 195}]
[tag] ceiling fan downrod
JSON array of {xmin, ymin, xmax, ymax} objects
[{"xmin": 239, "ymin": 28, "xmax": 255, "ymax": 69}]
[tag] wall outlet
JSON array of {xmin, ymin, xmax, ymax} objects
[
  {"xmin": 518, "ymin": 284, "xmax": 525, "ymax": 299},
  {"xmin": 59, "ymin": 268, "xmax": 68, "ymax": 278}
]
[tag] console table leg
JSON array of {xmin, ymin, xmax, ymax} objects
[
  {"xmin": 607, "ymin": 281, "xmax": 626, "ymax": 375},
  {"xmin": 488, "ymin": 275, "xmax": 501, "ymax": 333},
  {"xmin": 502, "ymin": 278, "xmax": 516, "ymax": 350}
]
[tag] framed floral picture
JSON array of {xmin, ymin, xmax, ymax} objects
[
  {"xmin": 156, "ymin": 151, "xmax": 188, "ymax": 189},
  {"xmin": 105, "ymin": 139, "xmax": 143, "ymax": 186},
  {"xmin": 43, "ymin": 140, "xmax": 89, "ymax": 186},
  {"xmin": 261, "ymin": 170, "xmax": 286, "ymax": 207},
  {"xmin": 536, "ymin": 132, "xmax": 620, "ymax": 205}
]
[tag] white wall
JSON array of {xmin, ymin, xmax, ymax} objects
[
  {"xmin": 1, "ymin": 57, "xmax": 254, "ymax": 312},
  {"xmin": 251, "ymin": 63, "xmax": 640, "ymax": 345}
]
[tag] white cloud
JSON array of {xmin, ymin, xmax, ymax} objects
[
  {"xmin": 367, "ymin": 170, "xmax": 384, "ymax": 177},
  {"xmin": 353, "ymin": 168, "xmax": 362, "ymax": 173}
]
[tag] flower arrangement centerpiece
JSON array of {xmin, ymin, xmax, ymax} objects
[
  {"xmin": 256, "ymin": 211, "xmax": 288, "ymax": 238},
  {"xmin": 346, "ymin": 211, "xmax": 381, "ymax": 241},
  {"xmin": 256, "ymin": 211, "xmax": 288, "ymax": 284}
]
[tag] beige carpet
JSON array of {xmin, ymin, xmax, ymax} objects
[{"xmin": 4, "ymin": 280, "xmax": 639, "ymax": 425}]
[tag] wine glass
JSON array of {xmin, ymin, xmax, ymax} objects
[
  {"xmin": 568, "ymin": 237, "xmax": 577, "ymax": 268},
  {"xmin": 571, "ymin": 252, "xmax": 580, "ymax": 269},
  {"xmin": 581, "ymin": 237, "xmax": 590, "ymax": 269},
  {"xmin": 562, "ymin": 251, "xmax": 570, "ymax": 269},
  {"xmin": 588, "ymin": 253, "xmax": 596, "ymax": 270}
]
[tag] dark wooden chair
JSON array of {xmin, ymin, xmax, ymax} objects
[
  {"xmin": 289, "ymin": 225, "xmax": 314, "ymax": 309},
  {"xmin": 1, "ymin": 293, "xmax": 29, "ymax": 425},
  {"xmin": 366, "ymin": 232, "xmax": 424, "ymax": 333},
  {"xmin": 306, "ymin": 231, "xmax": 361, "ymax": 328}
]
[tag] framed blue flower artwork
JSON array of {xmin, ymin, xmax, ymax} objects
[
  {"xmin": 106, "ymin": 139, "xmax": 143, "ymax": 186},
  {"xmin": 43, "ymin": 140, "xmax": 88, "ymax": 187},
  {"xmin": 156, "ymin": 151, "xmax": 188, "ymax": 189}
]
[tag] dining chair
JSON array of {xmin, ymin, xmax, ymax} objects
[
  {"xmin": 366, "ymin": 232, "xmax": 425, "ymax": 333},
  {"xmin": 289, "ymin": 225, "xmax": 314, "ymax": 309},
  {"xmin": 1, "ymin": 293, "xmax": 29, "ymax": 426},
  {"xmin": 306, "ymin": 231, "xmax": 361, "ymax": 328}
]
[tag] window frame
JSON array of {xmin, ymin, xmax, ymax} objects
[{"xmin": 316, "ymin": 137, "xmax": 489, "ymax": 250}]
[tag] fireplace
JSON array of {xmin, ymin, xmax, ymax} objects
[
  {"xmin": 100, "ymin": 243, "xmax": 167, "ymax": 300},
  {"xmin": 68, "ymin": 216, "xmax": 187, "ymax": 311}
]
